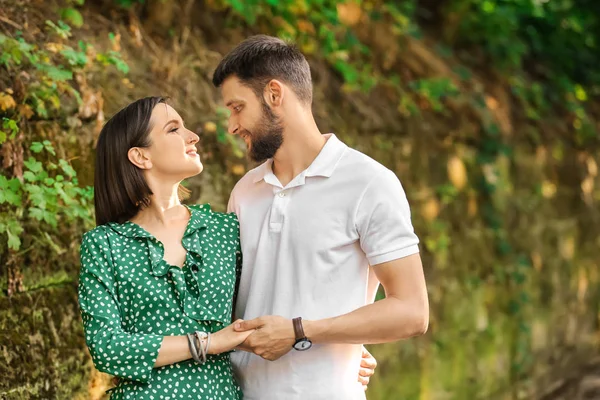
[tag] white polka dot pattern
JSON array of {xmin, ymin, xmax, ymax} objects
[{"xmin": 78, "ymin": 204, "xmax": 243, "ymax": 399}]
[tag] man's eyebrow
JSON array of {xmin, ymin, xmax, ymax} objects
[{"xmin": 226, "ymin": 100, "xmax": 244, "ymax": 107}]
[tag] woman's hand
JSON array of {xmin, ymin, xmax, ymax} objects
[{"xmin": 208, "ymin": 319, "xmax": 255, "ymax": 354}]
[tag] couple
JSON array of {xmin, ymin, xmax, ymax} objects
[{"xmin": 78, "ymin": 35, "xmax": 429, "ymax": 400}]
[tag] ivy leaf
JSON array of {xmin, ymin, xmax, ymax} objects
[
  {"xmin": 5, "ymin": 220, "xmax": 23, "ymax": 250},
  {"xmin": 60, "ymin": 8, "xmax": 84, "ymax": 28},
  {"xmin": 23, "ymin": 171, "xmax": 37, "ymax": 182},
  {"xmin": 26, "ymin": 185, "xmax": 46, "ymax": 209},
  {"xmin": 61, "ymin": 47, "xmax": 87, "ymax": 67},
  {"xmin": 37, "ymin": 64, "xmax": 73, "ymax": 81},
  {"xmin": 44, "ymin": 211, "xmax": 58, "ymax": 227},
  {"xmin": 2, "ymin": 118, "xmax": 19, "ymax": 137},
  {"xmin": 31, "ymin": 142, "xmax": 44, "ymax": 153},
  {"xmin": 30, "ymin": 207, "xmax": 44, "ymax": 221},
  {"xmin": 7, "ymin": 177, "xmax": 21, "ymax": 191},
  {"xmin": 5, "ymin": 190, "xmax": 22, "ymax": 206},
  {"xmin": 43, "ymin": 140, "xmax": 56, "ymax": 155},
  {"xmin": 24, "ymin": 157, "xmax": 43, "ymax": 173},
  {"xmin": 1, "ymin": 183, "xmax": 22, "ymax": 205},
  {"xmin": 59, "ymin": 159, "xmax": 76, "ymax": 178},
  {"xmin": 7, "ymin": 229, "xmax": 22, "ymax": 250}
]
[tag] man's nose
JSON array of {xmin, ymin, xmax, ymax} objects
[{"xmin": 228, "ymin": 118, "xmax": 239, "ymax": 135}]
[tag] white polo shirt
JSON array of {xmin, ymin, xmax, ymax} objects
[{"xmin": 228, "ymin": 134, "xmax": 419, "ymax": 400}]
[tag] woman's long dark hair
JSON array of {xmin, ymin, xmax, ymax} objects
[{"xmin": 94, "ymin": 96, "xmax": 166, "ymax": 226}]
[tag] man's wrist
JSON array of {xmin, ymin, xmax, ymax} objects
[{"xmin": 302, "ymin": 319, "xmax": 318, "ymax": 342}]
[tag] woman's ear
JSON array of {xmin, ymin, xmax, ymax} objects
[{"xmin": 127, "ymin": 147, "xmax": 152, "ymax": 170}]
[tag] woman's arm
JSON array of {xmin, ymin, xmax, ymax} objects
[
  {"xmin": 79, "ymin": 232, "xmax": 163, "ymax": 383},
  {"xmin": 155, "ymin": 324, "xmax": 253, "ymax": 367},
  {"xmin": 79, "ymin": 231, "xmax": 251, "ymax": 381}
]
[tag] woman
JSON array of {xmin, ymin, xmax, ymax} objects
[{"xmin": 78, "ymin": 96, "xmax": 250, "ymax": 399}]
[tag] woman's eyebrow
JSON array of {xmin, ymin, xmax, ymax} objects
[{"xmin": 162, "ymin": 119, "xmax": 180, "ymax": 130}]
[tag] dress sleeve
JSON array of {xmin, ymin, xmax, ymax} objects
[
  {"xmin": 78, "ymin": 228, "xmax": 164, "ymax": 383},
  {"xmin": 232, "ymin": 215, "xmax": 243, "ymax": 318}
]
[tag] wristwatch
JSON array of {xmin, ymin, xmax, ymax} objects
[{"xmin": 292, "ymin": 317, "xmax": 312, "ymax": 351}]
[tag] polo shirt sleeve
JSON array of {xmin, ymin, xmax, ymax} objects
[
  {"xmin": 227, "ymin": 192, "xmax": 235, "ymax": 214},
  {"xmin": 355, "ymin": 169, "xmax": 420, "ymax": 266}
]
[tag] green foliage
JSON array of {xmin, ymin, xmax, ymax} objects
[
  {"xmin": 212, "ymin": 0, "xmax": 600, "ymax": 144},
  {"xmin": 96, "ymin": 50, "xmax": 129, "ymax": 74},
  {"xmin": 447, "ymin": 0, "xmax": 600, "ymax": 142},
  {"xmin": 213, "ymin": 0, "xmax": 419, "ymax": 94},
  {"xmin": 0, "ymin": 118, "xmax": 19, "ymax": 144},
  {"xmin": 61, "ymin": 41, "xmax": 88, "ymax": 67},
  {"xmin": 409, "ymin": 78, "xmax": 459, "ymax": 112},
  {"xmin": 45, "ymin": 20, "xmax": 72, "ymax": 39},
  {"xmin": 114, "ymin": 0, "xmax": 145, "ymax": 8},
  {"xmin": 0, "ymin": 32, "xmax": 78, "ymax": 119},
  {"xmin": 0, "ymin": 143, "xmax": 94, "ymax": 251},
  {"xmin": 0, "ymin": 1, "xmax": 598, "ymax": 398},
  {"xmin": 60, "ymin": 8, "xmax": 84, "ymax": 28},
  {"xmin": 0, "ymin": 16, "xmax": 128, "ymax": 264},
  {"xmin": 450, "ymin": 0, "xmax": 600, "ymax": 85}
]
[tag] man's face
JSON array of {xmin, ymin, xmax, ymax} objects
[{"xmin": 221, "ymin": 76, "xmax": 283, "ymax": 162}]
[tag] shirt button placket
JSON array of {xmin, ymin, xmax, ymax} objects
[{"xmin": 269, "ymin": 189, "xmax": 289, "ymax": 232}]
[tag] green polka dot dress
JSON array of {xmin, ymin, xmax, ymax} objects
[{"xmin": 77, "ymin": 204, "xmax": 243, "ymax": 399}]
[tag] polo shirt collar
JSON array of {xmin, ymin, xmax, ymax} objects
[
  {"xmin": 305, "ymin": 134, "xmax": 347, "ymax": 178},
  {"xmin": 252, "ymin": 133, "xmax": 346, "ymax": 184}
]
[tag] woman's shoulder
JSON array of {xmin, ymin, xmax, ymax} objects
[
  {"xmin": 188, "ymin": 203, "xmax": 239, "ymax": 226},
  {"xmin": 82, "ymin": 225, "xmax": 110, "ymax": 244},
  {"xmin": 79, "ymin": 225, "xmax": 115, "ymax": 274}
]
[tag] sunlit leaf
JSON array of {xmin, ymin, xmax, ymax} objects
[{"xmin": 60, "ymin": 8, "xmax": 84, "ymax": 28}]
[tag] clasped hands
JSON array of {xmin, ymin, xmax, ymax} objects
[{"xmin": 233, "ymin": 315, "xmax": 377, "ymax": 390}]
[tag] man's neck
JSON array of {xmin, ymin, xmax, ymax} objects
[{"xmin": 271, "ymin": 119, "xmax": 326, "ymax": 187}]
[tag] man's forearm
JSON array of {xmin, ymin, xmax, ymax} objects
[{"xmin": 303, "ymin": 296, "xmax": 428, "ymax": 345}]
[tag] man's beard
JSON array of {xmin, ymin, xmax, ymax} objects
[{"xmin": 244, "ymin": 101, "xmax": 284, "ymax": 163}]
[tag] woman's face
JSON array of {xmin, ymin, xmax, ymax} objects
[{"xmin": 131, "ymin": 103, "xmax": 203, "ymax": 181}]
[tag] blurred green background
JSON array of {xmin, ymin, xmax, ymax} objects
[{"xmin": 1, "ymin": 0, "xmax": 599, "ymax": 399}]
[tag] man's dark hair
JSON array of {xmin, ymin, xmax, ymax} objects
[{"xmin": 212, "ymin": 35, "xmax": 313, "ymax": 104}]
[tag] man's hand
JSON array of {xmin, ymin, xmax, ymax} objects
[
  {"xmin": 359, "ymin": 346, "xmax": 377, "ymax": 390},
  {"xmin": 234, "ymin": 315, "xmax": 295, "ymax": 361}
]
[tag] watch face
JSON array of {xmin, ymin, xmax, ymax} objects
[{"xmin": 294, "ymin": 339, "xmax": 312, "ymax": 351}]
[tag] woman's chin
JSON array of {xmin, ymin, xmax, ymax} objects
[
  {"xmin": 190, "ymin": 162, "xmax": 204, "ymax": 176},
  {"xmin": 177, "ymin": 163, "xmax": 204, "ymax": 181}
]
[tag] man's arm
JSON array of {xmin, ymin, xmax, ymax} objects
[
  {"xmin": 233, "ymin": 253, "xmax": 428, "ymax": 360},
  {"xmin": 234, "ymin": 168, "xmax": 428, "ymax": 360},
  {"xmin": 304, "ymin": 253, "xmax": 428, "ymax": 344}
]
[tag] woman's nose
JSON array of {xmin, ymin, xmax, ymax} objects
[{"xmin": 186, "ymin": 129, "xmax": 199, "ymax": 144}]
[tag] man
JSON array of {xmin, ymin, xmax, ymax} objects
[{"xmin": 212, "ymin": 35, "xmax": 429, "ymax": 400}]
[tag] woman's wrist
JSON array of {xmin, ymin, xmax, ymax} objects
[{"xmin": 207, "ymin": 331, "xmax": 220, "ymax": 355}]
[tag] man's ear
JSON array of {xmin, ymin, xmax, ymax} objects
[
  {"xmin": 128, "ymin": 147, "xmax": 152, "ymax": 170},
  {"xmin": 264, "ymin": 79, "xmax": 284, "ymax": 107}
]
